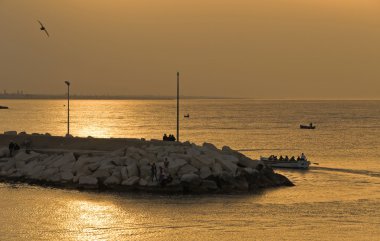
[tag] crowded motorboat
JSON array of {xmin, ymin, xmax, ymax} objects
[{"xmin": 260, "ymin": 153, "xmax": 311, "ymax": 169}]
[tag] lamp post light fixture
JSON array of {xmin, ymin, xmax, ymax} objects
[{"xmin": 64, "ymin": 81, "xmax": 70, "ymax": 136}]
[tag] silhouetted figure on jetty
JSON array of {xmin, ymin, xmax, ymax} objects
[
  {"xmin": 150, "ymin": 163, "xmax": 158, "ymax": 182},
  {"xmin": 163, "ymin": 134, "xmax": 176, "ymax": 141},
  {"xmin": 158, "ymin": 163, "xmax": 173, "ymax": 186},
  {"xmin": 8, "ymin": 141, "xmax": 20, "ymax": 157}
]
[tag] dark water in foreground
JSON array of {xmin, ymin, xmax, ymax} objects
[{"xmin": 0, "ymin": 99, "xmax": 379, "ymax": 240}]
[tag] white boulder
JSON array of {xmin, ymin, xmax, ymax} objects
[
  {"xmin": 15, "ymin": 151, "xmax": 40, "ymax": 163},
  {"xmin": 79, "ymin": 176, "xmax": 98, "ymax": 185},
  {"xmin": 127, "ymin": 163, "xmax": 139, "ymax": 177},
  {"xmin": 200, "ymin": 166, "xmax": 212, "ymax": 179},
  {"xmin": 181, "ymin": 173, "xmax": 201, "ymax": 185},
  {"xmin": 211, "ymin": 163, "xmax": 223, "ymax": 176},
  {"xmin": 51, "ymin": 153, "xmax": 76, "ymax": 168},
  {"xmin": 177, "ymin": 164, "xmax": 198, "ymax": 176},
  {"xmin": 139, "ymin": 166, "xmax": 151, "ymax": 179},
  {"xmin": 0, "ymin": 147, "xmax": 10, "ymax": 158},
  {"xmin": 215, "ymin": 158, "xmax": 238, "ymax": 175},
  {"xmin": 103, "ymin": 175, "xmax": 121, "ymax": 185},
  {"xmin": 190, "ymin": 155, "xmax": 215, "ymax": 169},
  {"xmin": 138, "ymin": 158, "xmax": 150, "ymax": 167},
  {"xmin": 218, "ymin": 155, "xmax": 239, "ymax": 164},
  {"xmin": 60, "ymin": 171, "xmax": 74, "ymax": 182},
  {"xmin": 120, "ymin": 166, "xmax": 129, "ymax": 180},
  {"xmin": 168, "ymin": 159, "xmax": 187, "ymax": 175},
  {"xmin": 92, "ymin": 168, "xmax": 111, "ymax": 180},
  {"xmin": 200, "ymin": 180, "xmax": 218, "ymax": 191},
  {"xmin": 139, "ymin": 178, "xmax": 148, "ymax": 186},
  {"xmin": 122, "ymin": 176, "xmax": 140, "ymax": 186},
  {"xmin": 123, "ymin": 157, "xmax": 138, "ymax": 166}
]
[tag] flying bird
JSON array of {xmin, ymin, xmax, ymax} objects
[{"xmin": 38, "ymin": 20, "xmax": 49, "ymax": 37}]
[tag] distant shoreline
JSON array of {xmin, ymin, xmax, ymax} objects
[{"xmin": 0, "ymin": 94, "xmax": 238, "ymax": 100}]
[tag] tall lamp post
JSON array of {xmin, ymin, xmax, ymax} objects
[
  {"xmin": 64, "ymin": 81, "xmax": 70, "ymax": 136},
  {"xmin": 176, "ymin": 72, "xmax": 179, "ymax": 142}
]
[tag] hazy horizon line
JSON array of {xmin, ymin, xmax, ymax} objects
[{"xmin": 0, "ymin": 93, "xmax": 379, "ymax": 101}]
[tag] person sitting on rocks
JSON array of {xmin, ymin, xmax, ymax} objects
[
  {"xmin": 158, "ymin": 166, "xmax": 172, "ymax": 186},
  {"xmin": 167, "ymin": 134, "xmax": 175, "ymax": 141}
]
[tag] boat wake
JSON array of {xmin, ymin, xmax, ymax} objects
[
  {"xmin": 311, "ymin": 166, "xmax": 380, "ymax": 178},
  {"xmin": 237, "ymin": 148, "xmax": 301, "ymax": 152}
]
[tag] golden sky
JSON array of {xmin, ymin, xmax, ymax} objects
[{"xmin": 1, "ymin": 0, "xmax": 379, "ymax": 99}]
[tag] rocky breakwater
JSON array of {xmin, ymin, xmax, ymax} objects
[{"xmin": 0, "ymin": 142, "xmax": 293, "ymax": 194}]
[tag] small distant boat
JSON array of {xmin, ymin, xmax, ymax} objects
[
  {"xmin": 300, "ymin": 123, "xmax": 315, "ymax": 129},
  {"xmin": 184, "ymin": 114, "xmax": 190, "ymax": 118},
  {"xmin": 0, "ymin": 106, "xmax": 9, "ymax": 109},
  {"xmin": 260, "ymin": 156, "xmax": 311, "ymax": 169}
]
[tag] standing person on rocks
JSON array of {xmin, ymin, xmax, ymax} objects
[
  {"xmin": 158, "ymin": 166, "xmax": 164, "ymax": 183},
  {"xmin": 8, "ymin": 141, "xmax": 15, "ymax": 157},
  {"xmin": 164, "ymin": 157, "xmax": 170, "ymax": 174},
  {"xmin": 151, "ymin": 162, "xmax": 158, "ymax": 182}
]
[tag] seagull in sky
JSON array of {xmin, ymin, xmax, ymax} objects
[{"xmin": 38, "ymin": 20, "xmax": 49, "ymax": 37}]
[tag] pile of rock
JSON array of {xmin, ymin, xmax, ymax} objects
[{"xmin": 0, "ymin": 142, "xmax": 293, "ymax": 194}]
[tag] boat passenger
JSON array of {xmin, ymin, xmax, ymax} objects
[
  {"xmin": 163, "ymin": 134, "xmax": 168, "ymax": 141},
  {"xmin": 279, "ymin": 155, "xmax": 283, "ymax": 161},
  {"xmin": 285, "ymin": 155, "xmax": 289, "ymax": 161},
  {"xmin": 297, "ymin": 156, "xmax": 300, "ymax": 161},
  {"xmin": 300, "ymin": 153, "xmax": 306, "ymax": 160},
  {"xmin": 290, "ymin": 156, "xmax": 296, "ymax": 161}
]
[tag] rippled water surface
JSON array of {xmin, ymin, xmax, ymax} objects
[{"xmin": 0, "ymin": 99, "xmax": 379, "ymax": 240}]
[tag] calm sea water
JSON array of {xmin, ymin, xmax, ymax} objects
[{"xmin": 0, "ymin": 99, "xmax": 379, "ymax": 240}]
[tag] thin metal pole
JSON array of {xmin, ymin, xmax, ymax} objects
[
  {"xmin": 67, "ymin": 84, "xmax": 70, "ymax": 135},
  {"xmin": 176, "ymin": 72, "xmax": 179, "ymax": 142}
]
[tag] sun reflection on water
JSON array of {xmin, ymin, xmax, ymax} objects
[{"xmin": 64, "ymin": 199, "xmax": 130, "ymax": 240}]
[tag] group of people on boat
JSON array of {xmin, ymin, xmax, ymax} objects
[
  {"xmin": 162, "ymin": 134, "xmax": 176, "ymax": 142},
  {"xmin": 267, "ymin": 153, "xmax": 307, "ymax": 162},
  {"xmin": 150, "ymin": 158, "xmax": 173, "ymax": 186}
]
